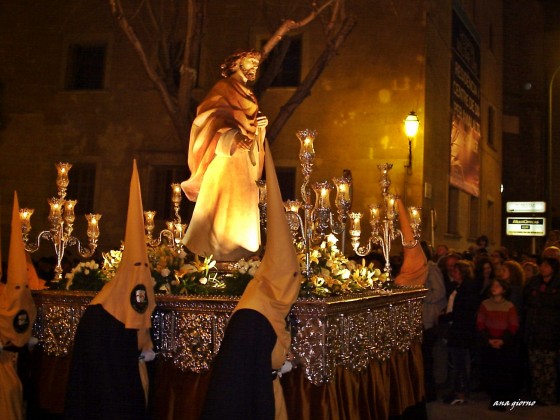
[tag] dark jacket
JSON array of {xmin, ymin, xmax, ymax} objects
[
  {"xmin": 523, "ymin": 274, "xmax": 560, "ymax": 350},
  {"xmin": 443, "ymin": 279, "xmax": 482, "ymax": 348}
]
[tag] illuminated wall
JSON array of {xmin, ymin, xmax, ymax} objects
[{"xmin": 0, "ymin": 0, "xmax": 504, "ymax": 264}]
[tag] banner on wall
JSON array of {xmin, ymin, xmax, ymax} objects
[{"xmin": 450, "ymin": 10, "xmax": 481, "ymax": 197}]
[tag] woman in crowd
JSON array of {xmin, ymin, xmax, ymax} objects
[
  {"xmin": 521, "ymin": 261, "xmax": 539, "ymax": 283},
  {"xmin": 471, "ymin": 256, "xmax": 496, "ymax": 392},
  {"xmin": 476, "ymin": 279, "xmax": 519, "ymax": 411},
  {"xmin": 441, "ymin": 259, "xmax": 481, "ymax": 405},
  {"xmin": 489, "ymin": 248, "xmax": 507, "ymax": 279},
  {"xmin": 474, "ymin": 256, "xmax": 494, "ymax": 298},
  {"xmin": 499, "ymin": 260, "xmax": 525, "ymax": 317},
  {"xmin": 523, "ymin": 257, "xmax": 560, "ymax": 406}
]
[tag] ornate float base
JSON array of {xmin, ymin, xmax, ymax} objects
[{"xmin": 30, "ymin": 287, "xmax": 426, "ymax": 419}]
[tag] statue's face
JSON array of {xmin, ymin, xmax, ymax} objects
[{"xmin": 239, "ymin": 56, "xmax": 260, "ymax": 81}]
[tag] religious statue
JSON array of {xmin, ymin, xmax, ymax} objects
[{"xmin": 181, "ymin": 50, "xmax": 268, "ymax": 262}]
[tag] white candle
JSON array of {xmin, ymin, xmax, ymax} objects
[{"xmin": 349, "ymin": 212, "xmax": 362, "ymax": 237}]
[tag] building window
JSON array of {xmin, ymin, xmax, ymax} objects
[
  {"xmin": 487, "ymin": 105, "xmax": 495, "ymax": 147},
  {"xmin": 67, "ymin": 163, "xmax": 97, "ymax": 214},
  {"xmin": 65, "ymin": 44, "xmax": 107, "ymax": 90},
  {"xmin": 148, "ymin": 165, "xmax": 191, "ymax": 222},
  {"xmin": 469, "ymin": 195, "xmax": 479, "ymax": 239},
  {"xmin": 448, "ymin": 187, "xmax": 460, "ymax": 235},
  {"xmin": 260, "ymin": 37, "xmax": 302, "ymax": 87}
]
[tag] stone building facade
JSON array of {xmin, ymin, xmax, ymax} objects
[{"xmin": 0, "ymin": 0, "xmax": 508, "ymax": 266}]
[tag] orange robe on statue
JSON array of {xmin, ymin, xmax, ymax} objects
[{"xmin": 181, "ymin": 77, "xmax": 265, "ymax": 262}]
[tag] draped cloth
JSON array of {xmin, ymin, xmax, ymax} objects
[
  {"xmin": 148, "ymin": 342, "xmax": 425, "ymax": 420},
  {"xmin": 181, "ymin": 77, "xmax": 265, "ymax": 262}
]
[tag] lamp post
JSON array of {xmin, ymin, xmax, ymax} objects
[
  {"xmin": 548, "ymin": 65, "xmax": 560, "ymax": 234},
  {"xmin": 404, "ymin": 111, "xmax": 420, "ymax": 175}
]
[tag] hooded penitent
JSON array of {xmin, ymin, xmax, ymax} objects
[
  {"xmin": 65, "ymin": 161, "xmax": 153, "ymax": 420},
  {"xmin": 201, "ymin": 142, "xmax": 302, "ymax": 420},
  {"xmin": 90, "ymin": 160, "xmax": 155, "ymax": 329},
  {"xmin": 234, "ymin": 140, "xmax": 302, "ymax": 370},
  {"xmin": 394, "ymin": 198, "xmax": 428, "ymax": 286},
  {"xmin": 0, "ymin": 192, "xmax": 38, "ymax": 420},
  {"xmin": 0, "ymin": 192, "xmax": 37, "ymax": 348}
]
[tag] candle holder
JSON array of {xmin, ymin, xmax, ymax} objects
[
  {"xmin": 285, "ymin": 129, "xmax": 352, "ymax": 280},
  {"xmin": 144, "ymin": 183, "xmax": 188, "ymax": 253},
  {"xmin": 349, "ymin": 163, "xmax": 421, "ymax": 279},
  {"xmin": 19, "ymin": 162, "xmax": 101, "ymax": 282}
]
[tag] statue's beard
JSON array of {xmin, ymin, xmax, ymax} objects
[{"xmin": 240, "ymin": 64, "xmax": 258, "ymax": 81}]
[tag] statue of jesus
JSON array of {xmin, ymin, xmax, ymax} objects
[{"xmin": 181, "ymin": 50, "xmax": 268, "ymax": 262}]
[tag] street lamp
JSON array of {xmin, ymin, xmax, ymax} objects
[
  {"xmin": 548, "ymin": 65, "xmax": 560, "ymax": 233},
  {"xmin": 404, "ymin": 111, "xmax": 420, "ymax": 175}
]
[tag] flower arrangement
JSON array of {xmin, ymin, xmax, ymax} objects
[
  {"xmin": 101, "ymin": 244, "xmax": 225, "ymax": 295},
  {"xmin": 54, "ymin": 235, "xmax": 389, "ymax": 298},
  {"xmin": 63, "ymin": 260, "xmax": 109, "ymax": 291},
  {"xmin": 297, "ymin": 234, "xmax": 388, "ymax": 297},
  {"xmin": 219, "ymin": 258, "xmax": 261, "ymax": 296}
]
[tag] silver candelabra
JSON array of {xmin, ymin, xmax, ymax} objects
[
  {"xmin": 284, "ymin": 129, "xmax": 352, "ymax": 280},
  {"xmin": 144, "ymin": 183, "xmax": 188, "ymax": 253},
  {"xmin": 19, "ymin": 162, "xmax": 101, "ymax": 282},
  {"xmin": 349, "ymin": 163, "xmax": 421, "ymax": 279}
]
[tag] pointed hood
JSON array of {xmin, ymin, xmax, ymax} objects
[
  {"xmin": 91, "ymin": 160, "xmax": 155, "ymax": 329},
  {"xmin": 27, "ymin": 252, "xmax": 46, "ymax": 290},
  {"xmin": 394, "ymin": 199, "xmax": 427, "ymax": 286},
  {"xmin": 0, "ymin": 192, "xmax": 37, "ymax": 347},
  {"xmin": 234, "ymin": 141, "xmax": 302, "ymax": 369}
]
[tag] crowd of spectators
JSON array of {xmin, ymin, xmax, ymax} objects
[{"xmin": 422, "ymin": 232, "xmax": 560, "ymax": 410}]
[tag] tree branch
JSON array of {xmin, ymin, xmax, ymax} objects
[
  {"xmin": 260, "ymin": 0, "xmax": 336, "ymax": 60},
  {"xmin": 109, "ymin": 0, "xmax": 182, "ymax": 140},
  {"xmin": 176, "ymin": 0, "xmax": 203, "ymax": 148},
  {"xmin": 266, "ymin": 16, "xmax": 356, "ymax": 144}
]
